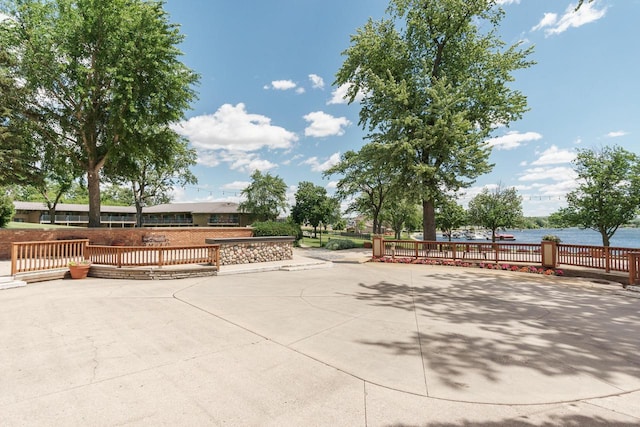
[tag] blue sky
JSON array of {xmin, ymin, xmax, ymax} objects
[{"xmin": 163, "ymin": 0, "xmax": 639, "ymax": 217}]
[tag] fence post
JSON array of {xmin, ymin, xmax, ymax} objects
[
  {"xmin": 11, "ymin": 243, "xmax": 17, "ymax": 276},
  {"xmin": 605, "ymin": 246, "xmax": 610, "ymax": 273},
  {"xmin": 541, "ymin": 241, "xmax": 557, "ymax": 268},
  {"xmin": 628, "ymin": 252, "xmax": 640, "ymax": 287},
  {"xmin": 372, "ymin": 236, "xmax": 384, "ymax": 258}
]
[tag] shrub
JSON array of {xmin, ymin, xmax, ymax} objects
[
  {"xmin": 252, "ymin": 221, "xmax": 302, "ymax": 242},
  {"xmin": 542, "ymin": 234, "xmax": 561, "ymax": 243},
  {"xmin": 0, "ymin": 190, "xmax": 14, "ymax": 228},
  {"xmin": 324, "ymin": 239, "xmax": 357, "ymax": 251}
]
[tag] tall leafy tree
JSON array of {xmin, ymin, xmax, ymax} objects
[
  {"xmin": 336, "ymin": 0, "xmax": 533, "ymax": 240},
  {"xmin": 380, "ymin": 197, "xmax": 421, "ymax": 239},
  {"xmin": 435, "ymin": 198, "xmax": 467, "ymax": 241},
  {"xmin": 239, "ymin": 170, "xmax": 288, "ymax": 222},
  {"xmin": 0, "ymin": 0, "xmax": 198, "ymax": 227},
  {"xmin": 0, "ymin": 188, "xmax": 14, "ymax": 227},
  {"xmin": 467, "ymin": 184, "xmax": 523, "ymax": 242},
  {"xmin": 559, "ymin": 146, "xmax": 640, "ymax": 247},
  {"xmin": 107, "ymin": 130, "xmax": 197, "ymax": 226},
  {"xmin": 291, "ymin": 181, "xmax": 339, "ymax": 238},
  {"xmin": 324, "ymin": 143, "xmax": 400, "ymax": 235}
]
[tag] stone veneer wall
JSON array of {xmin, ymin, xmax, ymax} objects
[
  {"xmin": 0, "ymin": 227, "xmax": 253, "ymax": 260},
  {"xmin": 206, "ymin": 237, "xmax": 295, "ymax": 266}
]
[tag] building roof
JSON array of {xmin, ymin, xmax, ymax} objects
[
  {"xmin": 143, "ymin": 202, "xmax": 240, "ymax": 214},
  {"xmin": 13, "ymin": 201, "xmax": 241, "ymax": 215}
]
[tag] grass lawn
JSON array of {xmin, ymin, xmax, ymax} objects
[
  {"xmin": 300, "ymin": 232, "xmax": 372, "ymax": 249},
  {"xmin": 6, "ymin": 221, "xmax": 79, "ymax": 229}
]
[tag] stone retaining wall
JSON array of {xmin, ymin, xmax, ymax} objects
[{"xmin": 206, "ymin": 237, "xmax": 295, "ymax": 266}]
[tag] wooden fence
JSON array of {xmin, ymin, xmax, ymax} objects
[
  {"xmin": 374, "ymin": 238, "xmax": 640, "ymax": 276},
  {"xmin": 11, "ymin": 239, "xmax": 220, "ymax": 275}
]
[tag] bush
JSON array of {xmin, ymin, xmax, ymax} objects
[
  {"xmin": 542, "ymin": 234, "xmax": 561, "ymax": 243},
  {"xmin": 0, "ymin": 190, "xmax": 14, "ymax": 228},
  {"xmin": 252, "ymin": 221, "xmax": 302, "ymax": 242},
  {"xmin": 324, "ymin": 239, "xmax": 357, "ymax": 251}
]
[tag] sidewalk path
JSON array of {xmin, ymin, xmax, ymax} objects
[{"xmin": 1, "ymin": 259, "xmax": 638, "ymax": 425}]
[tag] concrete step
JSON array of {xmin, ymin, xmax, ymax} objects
[{"xmin": 0, "ymin": 276, "xmax": 27, "ymax": 290}]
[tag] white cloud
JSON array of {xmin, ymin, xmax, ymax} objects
[
  {"xmin": 326, "ymin": 181, "xmax": 338, "ymax": 189},
  {"xmin": 531, "ymin": 145, "xmax": 576, "ymax": 165},
  {"xmin": 219, "ymin": 151, "xmax": 277, "ymax": 173},
  {"xmin": 303, "ymin": 111, "xmax": 351, "ymax": 137},
  {"xmin": 606, "ymin": 130, "xmax": 628, "ymax": 138},
  {"xmin": 309, "ymin": 74, "xmax": 325, "ymax": 89},
  {"xmin": 270, "ymin": 80, "xmax": 297, "ymax": 90},
  {"xmin": 302, "ymin": 152, "xmax": 341, "ymax": 172},
  {"xmin": 532, "ymin": 13, "xmax": 558, "ymax": 32},
  {"xmin": 532, "ymin": 2, "xmax": 607, "ymax": 36},
  {"xmin": 174, "ymin": 103, "xmax": 298, "ymax": 152},
  {"xmin": 518, "ymin": 166, "xmax": 576, "ymax": 182},
  {"xmin": 496, "ymin": 0, "xmax": 520, "ymax": 4},
  {"xmin": 295, "ymin": 87, "xmax": 306, "ymax": 94},
  {"xmin": 486, "ymin": 131, "xmax": 542, "ymax": 150},
  {"xmin": 328, "ymin": 82, "xmax": 365, "ymax": 105}
]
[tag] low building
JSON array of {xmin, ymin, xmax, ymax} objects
[{"xmin": 12, "ymin": 201, "xmax": 250, "ymax": 228}]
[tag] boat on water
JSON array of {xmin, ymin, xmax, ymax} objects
[
  {"xmin": 496, "ymin": 233, "xmax": 516, "ymax": 240},
  {"xmin": 465, "ymin": 231, "xmax": 488, "ymax": 240}
]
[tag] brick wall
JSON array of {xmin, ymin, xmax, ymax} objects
[{"xmin": 0, "ymin": 227, "xmax": 253, "ymax": 260}]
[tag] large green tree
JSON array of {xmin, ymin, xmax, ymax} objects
[
  {"xmin": 0, "ymin": 0, "xmax": 198, "ymax": 227},
  {"xmin": 558, "ymin": 146, "xmax": 640, "ymax": 247},
  {"xmin": 435, "ymin": 198, "xmax": 467, "ymax": 241},
  {"xmin": 467, "ymin": 185, "xmax": 523, "ymax": 242},
  {"xmin": 291, "ymin": 181, "xmax": 339, "ymax": 238},
  {"xmin": 0, "ymin": 188, "xmax": 14, "ymax": 227},
  {"xmin": 239, "ymin": 170, "xmax": 288, "ymax": 222},
  {"xmin": 107, "ymin": 130, "xmax": 197, "ymax": 227},
  {"xmin": 335, "ymin": 0, "xmax": 533, "ymax": 240},
  {"xmin": 325, "ymin": 143, "xmax": 400, "ymax": 235},
  {"xmin": 380, "ymin": 196, "xmax": 421, "ymax": 239}
]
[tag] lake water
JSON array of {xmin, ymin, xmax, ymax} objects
[{"xmin": 429, "ymin": 228, "xmax": 640, "ymax": 249}]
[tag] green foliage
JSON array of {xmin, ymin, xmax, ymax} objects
[
  {"xmin": 0, "ymin": 189, "xmax": 15, "ymax": 227},
  {"xmin": 251, "ymin": 221, "xmax": 302, "ymax": 241},
  {"xmin": 239, "ymin": 171, "xmax": 288, "ymax": 222},
  {"xmin": 560, "ymin": 145, "xmax": 640, "ymax": 246},
  {"xmin": 325, "ymin": 143, "xmax": 401, "ymax": 234},
  {"xmin": 435, "ymin": 199, "xmax": 467, "ymax": 240},
  {"xmin": 291, "ymin": 181, "xmax": 340, "ymax": 237},
  {"xmin": 335, "ymin": 0, "xmax": 534, "ymax": 241},
  {"xmin": 332, "ymin": 218, "xmax": 347, "ymax": 231},
  {"xmin": 542, "ymin": 235, "xmax": 561, "ymax": 243},
  {"xmin": 1, "ymin": 0, "xmax": 199, "ymax": 227},
  {"xmin": 467, "ymin": 184, "xmax": 524, "ymax": 242},
  {"xmin": 106, "ymin": 131, "xmax": 197, "ymax": 226},
  {"xmin": 381, "ymin": 196, "xmax": 421, "ymax": 239},
  {"xmin": 324, "ymin": 239, "xmax": 357, "ymax": 251}
]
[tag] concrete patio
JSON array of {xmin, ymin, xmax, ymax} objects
[{"xmin": 0, "ymin": 251, "xmax": 639, "ymax": 426}]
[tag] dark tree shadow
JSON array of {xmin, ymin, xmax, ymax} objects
[{"xmin": 349, "ymin": 269, "xmax": 640, "ymax": 390}]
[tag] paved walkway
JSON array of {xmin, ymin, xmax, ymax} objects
[{"xmin": 1, "ymin": 250, "xmax": 639, "ymax": 425}]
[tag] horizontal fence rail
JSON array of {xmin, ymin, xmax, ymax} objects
[
  {"xmin": 558, "ymin": 244, "xmax": 631, "ymax": 272},
  {"xmin": 11, "ymin": 239, "xmax": 89, "ymax": 275},
  {"xmin": 382, "ymin": 240, "xmax": 543, "ymax": 265},
  {"xmin": 375, "ymin": 239, "xmax": 639, "ymax": 275},
  {"xmin": 86, "ymin": 245, "xmax": 220, "ymax": 270},
  {"xmin": 10, "ymin": 240, "xmax": 220, "ymax": 275}
]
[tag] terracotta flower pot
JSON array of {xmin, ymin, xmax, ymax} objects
[{"xmin": 69, "ymin": 264, "xmax": 91, "ymax": 279}]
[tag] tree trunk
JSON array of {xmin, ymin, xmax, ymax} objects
[
  {"xmin": 601, "ymin": 231, "xmax": 610, "ymax": 247},
  {"xmin": 87, "ymin": 168, "xmax": 102, "ymax": 228},
  {"xmin": 422, "ymin": 199, "xmax": 436, "ymax": 241},
  {"xmin": 48, "ymin": 206, "xmax": 56, "ymax": 225},
  {"xmin": 135, "ymin": 201, "xmax": 144, "ymax": 228}
]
